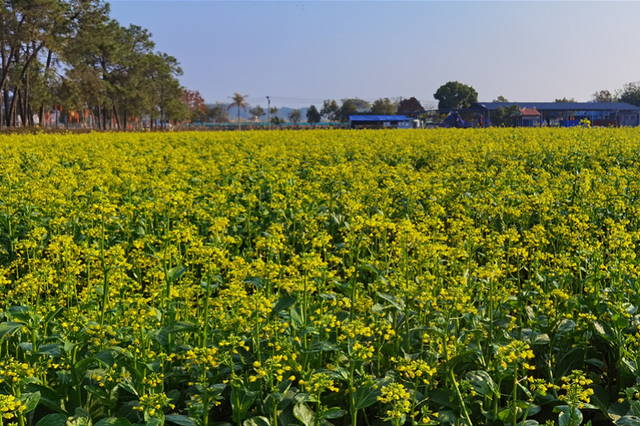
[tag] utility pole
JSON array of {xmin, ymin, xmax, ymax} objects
[{"xmin": 267, "ymin": 96, "xmax": 270, "ymax": 130}]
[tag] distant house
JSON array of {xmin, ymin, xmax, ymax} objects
[
  {"xmin": 470, "ymin": 102, "xmax": 640, "ymax": 127},
  {"xmin": 511, "ymin": 107, "xmax": 541, "ymax": 127},
  {"xmin": 349, "ymin": 115, "xmax": 411, "ymax": 129}
]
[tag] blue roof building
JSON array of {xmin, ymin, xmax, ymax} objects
[
  {"xmin": 349, "ymin": 115, "xmax": 412, "ymax": 129},
  {"xmin": 470, "ymin": 102, "xmax": 640, "ymax": 127}
]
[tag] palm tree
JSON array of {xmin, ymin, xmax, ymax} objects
[{"xmin": 228, "ymin": 92, "xmax": 250, "ymax": 130}]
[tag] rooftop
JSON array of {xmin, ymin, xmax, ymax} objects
[
  {"xmin": 349, "ymin": 115, "xmax": 410, "ymax": 122},
  {"xmin": 472, "ymin": 102, "xmax": 640, "ymax": 112}
]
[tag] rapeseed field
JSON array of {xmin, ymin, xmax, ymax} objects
[{"xmin": 0, "ymin": 128, "xmax": 639, "ymax": 426}]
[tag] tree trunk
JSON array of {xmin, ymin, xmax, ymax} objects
[
  {"xmin": 4, "ymin": 88, "xmax": 10, "ymax": 127},
  {"xmin": 9, "ymin": 88, "xmax": 18, "ymax": 127},
  {"xmin": 112, "ymin": 102, "xmax": 120, "ymax": 129},
  {"xmin": 38, "ymin": 49, "xmax": 53, "ymax": 126}
]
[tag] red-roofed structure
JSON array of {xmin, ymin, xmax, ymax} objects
[{"xmin": 512, "ymin": 107, "xmax": 541, "ymax": 127}]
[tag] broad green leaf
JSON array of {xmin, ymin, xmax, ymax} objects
[
  {"xmin": 304, "ymin": 341, "xmax": 337, "ymax": 353},
  {"xmin": 94, "ymin": 418, "xmax": 132, "ymax": 426},
  {"xmin": 293, "ymin": 402, "xmax": 315, "ymax": 426},
  {"xmin": 319, "ymin": 408, "xmax": 345, "ymax": 420},
  {"xmin": 243, "ymin": 277, "xmax": 265, "ymax": 290},
  {"xmin": 231, "ymin": 387, "xmax": 257, "ymax": 423},
  {"xmin": 557, "ymin": 319, "xmax": 576, "ymax": 333},
  {"xmin": 272, "ymin": 296, "xmax": 296, "ymax": 316},
  {"xmin": 353, "ymin": 384, "xmax": 382, "ymax": 410},
  {"xmin": 376, "ymin": 292, "xmax": 405, "ymax": 311},
  {"xmin": 167, "ymin": 265, "xmax": 187, "ymax": 283},
  {"xmin": 8, "ymin": 306, "xmax": 31, "ymax": 322},
  {"xmin": 465, "ymin": 370, "xmax": 498, "ymax": 397},
  {"xmin": 616, "ymin": 416, "xmax": 640, "ymax": 426},
  {"xmin": 20, "ymin": 391, "xmax": 41, "ymax": 413},
  {"xmin": 37, "ymin": 343, "xmax": 63, "ymax": 357},
  {"xmin": 0, "ymin": 321, "xmax": 25, "ymax": 339},
  {"xmin": 35, "ymin": 413, "xmax": 67, "ymax": 426},
  {"xmin": 165, "ymin": 417, "xmax": 197, "ymax": 426},
  {"xmin": 26, "ymin": 384, "xmax": 65, "ymax": 413},
  {"xmin": 554, "ymin": 405, "xmax": 583, "ymax": 426},
  {"xmin": 243, "ymin": 416, "xmax": 270, "ymax": 426}
]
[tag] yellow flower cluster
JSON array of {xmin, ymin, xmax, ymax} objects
[
  {"xmin": 249, "ymin": 355, "xmax": 295, "ymax": 384},
  {"xmin": 559, "ymin": 370, "xmax": 594, "ymax": 409},
  {"xmin": 496, "ymin": 341, "xmax": 535, "ymax": 371},
  {"xmin": 392, "ymin": 358, "xmax": 437, "ymax": 384},
  {"xmin": 299, "ymin": 373, "xmax": 339, "ymax": 395},
  {"xmin": 0, "ymin": 128, "xmax": 640, "ymax": 425},
  {"xmin": 134, "ymin": 392, "xmax": 174, "ymax": 417},
  {"xmin": 378, "ymin": 383, "xmax": 412, "ymax": 420},
  {"xmin": 0, "ymin": 394, "xmax": 25, "ymax": 419}
]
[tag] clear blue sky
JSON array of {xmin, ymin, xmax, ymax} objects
[{"xmin": 108, "ymin": 1, "xmax": 640, "ymax": 109}]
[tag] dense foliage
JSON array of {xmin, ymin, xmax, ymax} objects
[
  {"xmin": 0, "ymin": 0, "xmax": 186, "ymax": 129},
  {"xmin": 2, "ymin": 129, "xmax": 640, "ymax": 426}
]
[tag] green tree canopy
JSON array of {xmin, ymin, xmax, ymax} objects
[
  {"xmin": 490, "ymin": 104, "xmax": 519, "ymax": 127},
  {"xmin": 371, "ymin": 98, "xmax": 397, "ymax": 115},
  {"xmin": 249, "ymin": 105, "xmax": 265, "ymax": 121},
  {"xmin": 397, "ymin": 97, "xmax": 423, "ymax": 115},
  {"xmin": 228, "ymin": 92, "xmax": 250, "ymax": 130},
  {"xmin": 341, "ymin": 97, "xmax": 370, "ymax": 110},
  {"xmin": 306, "ymin": 105, "xmax": 321, "ymax": 125},
  {"xmin": 288, "ymin": 109, "xmax": 301, "ymax": 126},
  {"xmin": 321, "ymin": 99, "xmax": 340, "ymax": 122},
  {"xmin": 434, "ymin": 81, "xmax": 478, "ymax": 110},
  {"xmin": 339, "ymin": 99, "xmax": 357, "ymax": 122},
  {"xmin": 1, "ymin": 0, "xmax": 187, "ymax": 129},
  {"xmin": 620, "ymin": 82, "xmax": 640, "ymax": 106}
]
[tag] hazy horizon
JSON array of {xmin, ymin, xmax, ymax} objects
[{"xmin": 108, "ymin": 1, "xmax": 640, "ymax": 109}]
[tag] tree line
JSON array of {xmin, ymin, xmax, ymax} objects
[{"xmin": 1, "ymin": 0, "xmax": 187, "ymax": 129}]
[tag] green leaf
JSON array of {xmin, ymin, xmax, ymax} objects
[
  {"xmin": 0, "ymin": 321, "xmax": 26, "ymax": 339},
  {"xmin": 35, "ymin": 413, "xmax": 68, "ymax": 426},
  {"xmin": 167, "ymin": 265, "xmax": 187, "ymax": 283},
  {"xmin": 243, "ymin": 416, "xmax": 270, "ymax": 426},
  {"xmin": 293, "ymin": 402, "xmax": 315, "ymax": 426},
  {"xmin": 95, "ymin": 350, "xmax": 116, "ymax": 368},
  {"xmin": 376, "ymin": 292, "xmax": 405, "ymax": 311},
  {"xmin": 465, "ymin": 370, "xmax": 498, "ymax": 397},
  {"xmin": 74, "ymin": 356, "xmax": 110, "ymax": 384},
  {"xmin": 243, "ymin": 277, "xmax": 265, "ymax": 290},
  {"xmin": 161, "ymin": 322, "xmax": 199, "ymax": 335},
  {"xmin": 554, "ymin": 405, "xmax": 583, "ymax": 426},
  {"xmin": 616, "ymin": 416, "xmax": 640, "ymax": 426},
  {"xmin": 609, "ymin": 400, "xmax": 632, "ymax": 421},
  {"xmin": 20, "ymin": 391, "xmax": 41, "ymax": 413},
  {"xmin": 498, "ymin": 407, "xmax": 521, "ymax": 422},
  {"xmin": 67, "ymin": 417, "xmax": 91, "ymax": 426},
  {"xmin": 94, "ymin": 418, "xmax": 133, "ymax": 426},
  {"xmin": 303, "ymin": 341, "xmax": 337, "ymax": 353},
  {"xmin": 533, "ymin": 333, "xmax": 550, "ymax": 345},
  {"xmin": 319, "ymin": 408, "xmax": 345, "ymax": 420},
  {"xmin": 272, "ymin": 296, "xmax": 296, "ymax": 316},
  {"xmin": 231, "ymin": 387, "xmax": 257, "ymax": 424},
  {"xmin": 446, "ymin": 349, "xmax": 480, "ymax": 370},
  {"xmin": 26, "ymin": 384, "xmax": 65, "ymax": 413},
  {"xmin": 613, "ymin": 314, "xmax": 630, "ymax": 330},
  {"xmin": 293, "ymin": 393, "xmax": 318, "ymax": 403},
  {"xmin": 8, "ymin": 306, "xmax": 31, "ymax": 322},
  {"xmin": 37, "ymin": 343, "xmax": 63, "ymax": 357},
  {"xmin": 353, "ymin": 385, "xmax": 381, "ymax": 410},
  {"xmin": 145, "ymin": 417, "xmax": 164, "ymax": 426},
  {"xmin": 557, "ymin": 319, "xmax": 576, "ymax": 333}
]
